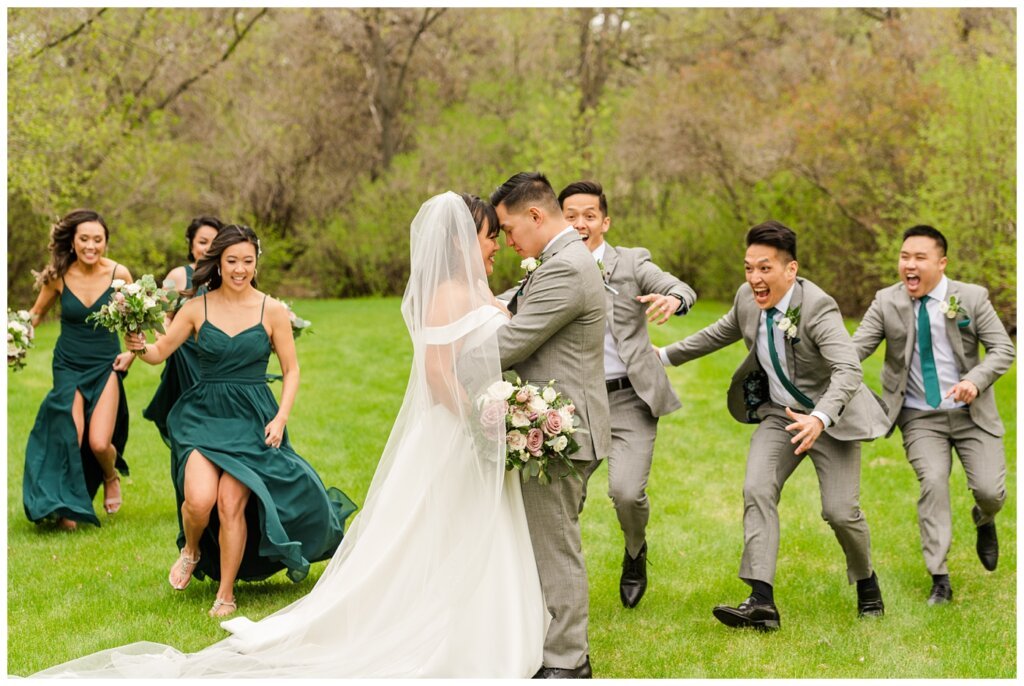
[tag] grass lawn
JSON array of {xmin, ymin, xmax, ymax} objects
[{"xmin": 6, "ymin": 297, "xmax": 1016, "ymax": 677}]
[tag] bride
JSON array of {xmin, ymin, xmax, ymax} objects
[{"xmin": 32, "ymin": 192, "xmax": 549, "ymax": 678}]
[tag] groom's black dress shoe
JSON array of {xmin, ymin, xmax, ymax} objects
[
  {"xmin": 533, "ymin": 657, "xmax": 592, "ymax": 679},
  {"xmin": 975, "ymin": 507, "xmax": 998, "ymax": 571},
  {"xmin": 620, "ymin": 542, "xmax": 647, "ymax": 608},
  {"xmin": 927, "ymin": 579, "xmax": 953, "ymax": 606},
  {"xmin": 856, "ymin": 578, "xmax": 885, "ymax": 618},
  {"xmin": 712, "ymin": 597, "xmax": 780, "ymax": 632}
]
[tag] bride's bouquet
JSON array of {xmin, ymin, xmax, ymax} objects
[
  {"xmin": 477, "ymin": 372, "xmax": 586, "ymax": 484},
  {"xmin": 7, "ymin": 309, "xmax": 35, "ymax": 371},
  {"xmin": 86, "ymin": 274, "xmax": 178, "ymax": 353}
]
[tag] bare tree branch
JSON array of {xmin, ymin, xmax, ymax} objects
[{"xmin": 30, "ymin": 8, "xmax": 108, "ymax": 58}]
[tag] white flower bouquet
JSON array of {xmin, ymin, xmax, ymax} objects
[
  {"xmin": 86, "ymin": 274, "xmax": 178, "ymax": 353},
  {"xmin": 7, "ymin": 309, "xmax": 35, "ymax": 371},
  {"xmin": 280, "ymin": 300, "xmax": 313, "ymax": 339},
  {"xmin": 478, "ymin": 372, "xmax": 587, "ymax": 484}
]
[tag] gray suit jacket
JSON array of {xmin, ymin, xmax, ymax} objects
[
  {"xmin": 664, "ymin": 277, "xmax": 889, "ymax": 442},
  {"xmin": 851, "ymin": 279, "xmax": 1015, "ymax": 437},
  {"xmin": 603, "ymin": 244, "xmax": 695, "ymax": 417},
  {"xmin": 497, "ymin": 231, "xmax": 613, "ymax": 461}
]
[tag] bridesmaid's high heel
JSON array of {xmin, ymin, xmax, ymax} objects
[{"xmin": 103, "ymin": 473, "xmax": 122, "ymax": 515}]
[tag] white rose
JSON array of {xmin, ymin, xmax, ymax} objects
[
  {"xmin": 123, "ymin": 282, "xmax": 142, "ymax": 296},
  {"xmin": 8, "ymin": 344, "xmax": 19, "ymax": 356},
  {"xmin": 549, "ymin": 435, "xmax": 569, "ymax": 452},
  {"xmin": 7, "ymin": 333, "xmax": 13, "ymax": 342},
  {"xmin": 506, "ymin": 430, "xmax": 527, "ymax": 452},
  {"xmin": 777, "ymin": 317, "xmax": 792, "ymax": 330},
  {"xmin": 558, "ymin": 406, "xmax": 573, "ymax": 427},
  {"xmin": 143, "ymin": 296, "xmax": 157, "ymax": 309},
  {"xmin": 111, "ymin": 279, "xmax": 126, "ymax": 290},
  {"xmin": 937, "ymin": 300, "xmax": 949, "ymax": 313},
  {"xmin": 10, "ymin": 322, "xmax": 27, "ymax": 336},
  {"xmin": 542, "ymin": 386, "xmax": 557, "ymax": 403},
  {"xmin": 17, "ymin": 310, "xmax": 30, "ymax": 320},
  {"xmin": 511, "ymin": 409, "xmax": 531, "ymax": 428},
  {"xmin": 487, "ymin": 380, "xmax": 514, "ymax": 402},
  {"xmin": 520, "ymin": 257, "xmax": 539, "ymax": 272},
  {"xmin": 945, "ymin": 309, "xmax": 957, "ymax": 320},
  {"xmin": 786, "ymin": 323, "xmax": 798, "ymax": 336},
  {"xmin": 528, "ymin": 395, "xmax": 549, "ymax": 413}
]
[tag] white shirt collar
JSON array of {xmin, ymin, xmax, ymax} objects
[
  {"xmin": 592, "ymin": 241, "xmax": 607, "ymax": 262},
  {"xmin": 921, "ymin": 275, "xmax": 949, "ymax": 303},
  {"xmin": 541, "ymin": 226, "xmax": 576, "ymax": 255}
]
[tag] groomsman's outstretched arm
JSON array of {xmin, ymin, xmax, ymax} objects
[
  {"xmin": 633, "ymin": 249, "xmax": 696, "ymax": 324},
  {"xmin": 961, "ymin": 289, "xmax": 1016, "ymax": 394},
  {"xmin": 661, "ymin": 290, "xmax": 743, "ymax": 366},
  {"xmin": 851, "ymin": 294, "xmax": 885, "ymax": 362}
]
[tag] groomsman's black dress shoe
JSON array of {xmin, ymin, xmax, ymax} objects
[
  {"xmin": 974, "ymin": 507, "xmax": 999, "ymax": 571},
  {"xmin": 856, "ymin": 579, "xmax": 885, "ymax": 617},
  {"xmin": 712, "ymin": 597, "xmax": 780, "ymax": 632},
  {"xmin": 533, "ymin": 657, "xmax": 592, "ymax": 679},
  {"xmin": 927, "ymin": 579, "xmax": 953, "ymax": 606},
  {"xmin": 620, "ymin": 542, "xmax": 647, "ymax": 608}
]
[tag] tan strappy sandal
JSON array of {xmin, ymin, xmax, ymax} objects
[
  {"xmin": 103, "ymin": 473, "xmax": 122, "ymax": 514},
  {"xmin": 208, "ymin": 598, "xmax": 237, "ymax": 618},
  {"xmin": 169, "ymin": 549, "xmax": 201, "ymax": 590}
]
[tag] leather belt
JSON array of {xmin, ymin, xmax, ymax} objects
[{"xmin": 605, "ymin": 376, "xmax": 633, "ymax": 393}]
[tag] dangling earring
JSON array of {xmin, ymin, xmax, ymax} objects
[{"xmin": 217, "ymin": 266, "xmax": 221, "ymax": 277}]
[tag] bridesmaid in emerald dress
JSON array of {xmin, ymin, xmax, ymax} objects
[
  {"xmin": 143, "ymin": 216, "xmax": 224, "ymax": 445},
  {"xmin": 23, "ymin": 210, "xmax": 136, "ymax": 531},
  {"xmin": 126, "ymin": 225, "xmax": 355, "ymax": 618}
]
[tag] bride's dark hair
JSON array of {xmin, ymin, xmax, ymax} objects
[
  {"xmin": 185, "ymin": 224, "xmax": 260, "ymax": 297},
  {"xmin": 459, "ymin": 193, "xmax": 499, "ymax": 238}
]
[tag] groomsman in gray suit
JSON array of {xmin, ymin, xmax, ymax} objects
[
  {"xmin": 852, "ymin": 225, "xmax": 1014, "ymax": 605},
  {"xmin": 658, "ymin": 221, "xmax": 890, "ymax": 631},
  {"xmin": 491, "ymin": 172, "xmax": 612, "ymax": 678},
  {"xmin": 558, "ymin": 180, "xmax": 696, "ymax": 609}
]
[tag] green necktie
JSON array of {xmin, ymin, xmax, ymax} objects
[
  {"xmin": 766, "ymin": 307, "xmax": 814, "ymax": 409},
  {"xmin": 917, "ymin": 295, "xmax": 942, "ymax": 408}
]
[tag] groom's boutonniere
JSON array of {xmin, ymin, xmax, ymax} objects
[
  {"xmin": 938, "ymin": 295, "xmax": 970, "ymax": 327},
  {"xmin": 776, "ymin": 305, "xmax": 801, "ymax": 343},
  {"xmin": 521, "ymin": 257, "xmax": 542, "ymax": 274}
]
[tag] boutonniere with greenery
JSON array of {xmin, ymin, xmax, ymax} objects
[
  {"xmin": 938, "ymin": 295, "xmax": 969, "ymax": 325},
  {"xmin": 521, "ymin": 257, "xmax": 542, "ymax": 274},
  {"xmin": 596, "ymin": 258, "xmax": 619, "ymax": 295},
  {"xmin": 775, "ymin": 305, "xmax": 801, "ymax": 343}
]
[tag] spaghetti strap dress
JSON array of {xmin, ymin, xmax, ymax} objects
[
  {"xmin": 22, "ymin": 267, "xmax": 130, "ymax": 526},
  {"xmin": 166, "ymin": 294, "xmax": 356, "ymax": 582}
]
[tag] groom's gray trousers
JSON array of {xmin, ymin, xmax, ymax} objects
[
  {"xmin": 520, "ymin": 459, "xmax": 591, "ymax": 669},
  {"xmin": 742, "ymin": 405, "xmax": 873, "ymax": 586}
]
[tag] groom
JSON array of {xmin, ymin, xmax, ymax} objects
[
  {"xmin": 658, "ymin": 221, "xmax": 890, "ymax": 630},
  {"xmin": 491, "ymin": 172, "xmax": 612, "ymax": 678}
]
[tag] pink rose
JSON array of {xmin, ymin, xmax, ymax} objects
[
  {"xmin": 526, "ymin": 428, "xmax": 544, "ymax": 455},
  {"xmin": 565, "ymin": 403, "xmax": 576, "ymax": 415},
  {"xmin": 542, "ymin": 410, "xmax": 563, "ymax": 436},
  {"xmin": 479, "ymin": 400, "xmax": 507, "ymax": 429},
  {"xmin": 113, "ymin": 292, "xmax": 125, "ymax": 303},
  {"xmin": 516, "ymin": 388, "xmax": 531, "ymax": 404}
]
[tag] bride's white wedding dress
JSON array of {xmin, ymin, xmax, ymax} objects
[{"xmin": 31, "ymin": 193, "xmax": 548, "ymax": 678}]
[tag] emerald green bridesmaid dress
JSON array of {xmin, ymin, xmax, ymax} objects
[
  {"xmin": 22, "ymin": 271, "xmax": 130, "ymax": 526},
  {"xmin": 143, "ymin": 265, "xmax": 201, "ymax": 445},
  {"xmin": 166, "ymin": 294, "xmax": 356, "ymax": 583}
]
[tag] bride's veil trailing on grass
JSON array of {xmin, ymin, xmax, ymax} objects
[{"xmin": 31, "ymin": 191, "xmax": 512, "ymax": 677}]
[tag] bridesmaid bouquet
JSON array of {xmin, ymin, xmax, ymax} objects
[
  {"xmin": 7, "ymin": 309, "xmax": 35, "ymax": 371},
  {"xmin": 477, "ymin": 372, "xmax": 586, "ymax": 484},
  {"xmin": 86, "ymin": 274, "xmax": 178, "ymax": 353},
  {"xmin": 280, "ymin": 300, "xmax": 313, "ymax": 339}
]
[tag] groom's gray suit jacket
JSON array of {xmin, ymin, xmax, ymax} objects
[
  {"xmin": 499, "ymin": 231, "xmax": 612, "ymax": 460},
  {"xmin": 664, "ymin": 277, "xmax": 889, "ymax": 441}
]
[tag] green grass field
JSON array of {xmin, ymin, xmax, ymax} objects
[{"xmin": 6, "ymin": 297, "xmax": 1016, "ymax": 677}]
